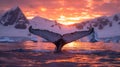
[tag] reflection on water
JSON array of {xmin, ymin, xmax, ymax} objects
[
  {"xmin": 0, "ymin": 41, "xmax": 120, "ymax": 67},
  {"xmin": 63, "ymin": 41, "xmax": 120, "ymax": 52},
  {"xmin": 23, "ymin": 41, "xmax": 56, "ymax": 52},
  {"xmin": 23, "ymin": 41, "xmax": 120, "ymax": 52}
]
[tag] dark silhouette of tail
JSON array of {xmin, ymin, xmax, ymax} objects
[{"xmin": 29, "ymin": 26, "xmax": 96, "ymax": 53}]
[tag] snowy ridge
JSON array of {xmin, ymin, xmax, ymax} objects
[
  {"xmin": 29, "ymin": 14, "xmax": 120, "ymax": 43},
  {"xmin": 77, "ymin": 14, "xmax": 120, "ymax": 38},
  {"xmin": 0, "ymin": 6, "xmax": 30, "ymax": 37},
  {"xmin": 30, "ymin": 16, "xmax": 79, "ymax": 35},
  {"xmin": 76, "ymin": 13, "xmax": 120, "ymax": 43},
  {"xmin": 0, "ymin": 25, "xmax": 29, "ymax": 37},
  {"xmin": 0, "ymin": 6, "xmax": 35, "ymax": 42},
  {"xmin": 0, "ymin": 6, "xmax": 120, "ymax": 43},
  {"xmin": 0, "ymin": 6, "xmax": 29, "ymax": 29}
]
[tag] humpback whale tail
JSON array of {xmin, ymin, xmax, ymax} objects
[{"xmin": 29, "ymin": 26, "xmax": 95, "ymax": 53}]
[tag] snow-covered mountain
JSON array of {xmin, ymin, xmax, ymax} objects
[
  {"xmin": 76, "ymin": 13, "xmax": 120, "ymax": 42},
  {"xmin": 0, "ymin": 6, "xmax": 120, "ymax": 43},
  {"xmin": 0, "ymin": 6, "xmax": 30, "ymax": 40},
  {"xmin": 30, "ymin": 16, "xmax": 79, "ymax": 35},
  {"xmin": 0, "ymin": 6, "xmax": 29, "ymax": 29},
  {"xmin": 29, "ymin": 14, "xmax": 120, "ymax": 43}
]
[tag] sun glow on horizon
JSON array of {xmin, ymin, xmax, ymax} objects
[
  {"xmin": 1, "ymin": 0, "xmax": 119, "ymax": 26},
  {"xmin": 57, "ymin": 15, "xmax": 81, "ymax": 25},
  {"xmin": 25, "ymin": 14, "xmax": 102, "ymax": 25},
  {"xmin": 23, "ymin": 1, "xmax": 103, "ymax": 25},
  {"xmin": 56, "ymin": 14, "xmax": 101, "ymax": 25},
  {"xmin": 23, "ymin": 0, "xmax": 104, "ymax": 25},
  {"xmin": 39, "ymin": 7, "xmax": 47, "ymax": 12}
]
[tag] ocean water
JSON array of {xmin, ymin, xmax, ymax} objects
[{"xmin": 0, "ymin": 41, "xmax": 120, "ymax": 67}]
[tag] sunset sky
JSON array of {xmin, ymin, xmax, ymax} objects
[{"xmin": 0, "ymin": 0, "xmax": 120, "ymax": 25}]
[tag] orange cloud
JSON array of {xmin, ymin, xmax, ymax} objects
[
  {"xmin": 39, "ymin": 7, "xmax": 47, "ymax": 12},
  {"xmin": 0, "ymin": 0, "xmax": 120, "ymax": 25}
]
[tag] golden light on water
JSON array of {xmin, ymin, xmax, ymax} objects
[
  {"xmin": 63, "ymin": 41, "xmax": 120, "ymax": 52},
  {"xmin": 64, "ymin": 42, "xmax": 78, "ymax": 48},
  {"xmin": 63, "ymin": 41, "xmax": 109, "ymax": 51},
  {"xmin": 0, "ymin": 42, "xmax": 120, "ymax": 67}
]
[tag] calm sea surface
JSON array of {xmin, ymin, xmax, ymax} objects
[{"xmin": 0, "ymin": 41, "xmax": 120, "ymax": 67}]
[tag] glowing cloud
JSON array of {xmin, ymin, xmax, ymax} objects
[
  {"xmin": 39, "ymin": 7, "xmax": 47, "ymax": 12},
  {"xmin": 0, "ymin": 0, "xmax": 120, "ymax": 25}
]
